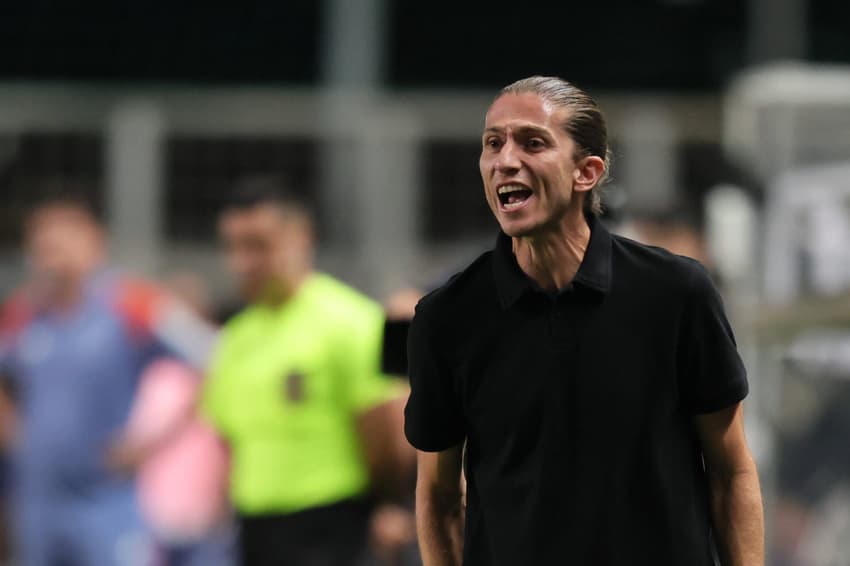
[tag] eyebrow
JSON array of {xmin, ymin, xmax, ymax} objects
[{"xmin": 482, "ymin": 125, "xmax": 553, "ymax": 138}]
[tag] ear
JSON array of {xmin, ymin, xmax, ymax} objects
[{"xmin": 572, "ymin": 155, "xmax": 606, "ymax": 194}]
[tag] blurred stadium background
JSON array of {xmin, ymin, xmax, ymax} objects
[{"xmin": 1, "ymin": 1, "xmax": 850, "ymax": 564}]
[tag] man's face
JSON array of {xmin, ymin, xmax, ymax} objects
[
  {"xmin": 479, "ymin": 92, "xmax": 583, "ymax": 238},
  {"xmin": 26, "ymin": 206, "xmax": 103, "ymax": 295},
  {"xmin": 218, "ymin": 204, "xmax": 311, "ymax": 302}
]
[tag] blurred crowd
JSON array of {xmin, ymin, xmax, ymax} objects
[
  {"xmin": 0, "ymin": 174, "xmax": 758, "ymax": 566},
  {"xmin": 0, "ymin": 177, "xmax": 424, "ymax": 566},
  {"xmin": 0, "ymin": 149, "xmax": 848, "ymax": 566}
]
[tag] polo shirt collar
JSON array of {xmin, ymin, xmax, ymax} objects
[{"xmin": 492, "ymin": 214, "xmax": 612, "ymax": 309}]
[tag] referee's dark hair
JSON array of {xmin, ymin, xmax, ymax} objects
[{"xmin": 222, "ymin": 175, "xmax": 314, "ymax": 227}]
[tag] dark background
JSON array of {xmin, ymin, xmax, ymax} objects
[{"xmin": 1, "ymin": 0, "xmax": 847, "ymax": 89}]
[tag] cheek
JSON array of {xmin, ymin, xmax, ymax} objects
[
  {"xmin": 227, "ymin": 245, "xmax": 261, "ymax": 275},
  {"xmin": 36, "ymin": 243, "xmax": 72, "ymax": 269},
  {"xmin": 225, "ymin": 249, "xmax": 247, "ymax": 274},
  {"xmin": 542, "ymin": 165, "xmax": 574, "ymax": 196},
  {"xmin": 480, "ymin": 159, "xmax": 497, "ymax": 203},
  {"xmin": 479, "ymin": 154, "xmax": 493, "ymax": 180}
]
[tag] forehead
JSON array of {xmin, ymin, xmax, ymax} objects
[
  {"xmin": 484, "ymin": 92, "xmax": 565, "ymax": 133},
  {"xmin": 27, "ymin": 206, "xmax": 96, "ymax": 236},
  {"xmin": 221, "ymin": 204, "xmax": 281, "ymax": 229},
  {"xmin": 220, "ymin": 203, "xmax": 306, "ymax": 236}
]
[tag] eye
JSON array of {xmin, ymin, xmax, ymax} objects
[
  {"xmin": 484, "ymin": 137, "xmax": 502, "ymax": 150},
  {"xmin": 526, "ymin": 138, "xmax": 546, "ymax": 150}
]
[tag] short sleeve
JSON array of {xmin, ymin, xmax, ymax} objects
[
  {"xmin": 337, "ymin": 308, "xmax": 404, "ymax": 415},
  {"xmin": 113, "ymin": 278, "xmax": 162, "ymax": 340},
  {"xmin": 114, "ymin": 278, "xmax": 218, "ymax": 371},
  {"xmin": 404, "ymin": 304, "xmax": 465, "ymax": 452},
  {"xmin": 677, "ymin": 262, "xmax": 748, "ymax": 414},
  {"xmin": 0, "ymin": 292, "xmax": 32, "ymax": 386}
]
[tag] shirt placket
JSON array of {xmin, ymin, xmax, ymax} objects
[{"xmin": 548, "ymin": 286, "xmax": 581, "ymax": 353}]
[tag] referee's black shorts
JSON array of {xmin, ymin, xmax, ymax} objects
[{"xmin": 238, "ymin": 498, "xmax": 370, "ymax": 566}]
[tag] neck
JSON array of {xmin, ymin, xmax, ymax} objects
[
  {"xmin": 512, "ymin": 207, "xmax": 591, "ymax": 292},
  {"xmin": 31, "ymin": 258, "xmax": 103, "ymax": 314},
  {"xmin": 34, "ymin": 274, "xmax": 86, "ymax": 314},
  {"xmin": 260, "ymin": 268, "xmax": 311, "ymax": 307}
]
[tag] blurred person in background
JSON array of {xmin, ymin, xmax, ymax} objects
[
  {"xmin": 405, "ymin": 76, "xmax": 764, "ymax": 566},
  {"xmin": 622, "ymin": 210, "xmax": 712, "ymax": 268},
  {"xmin": 0, "ymin": 384, "xmax": 13, "ymax": 563},
  {"xmin": 360, "ymin": 288, "xmax": 437, "ymax": 566},
  {"xmin": 0, "ymin": 192, "xmax": 214, "ymax": 566},
  {"xmin": 111, "ymin": 271, "xmax": 233, "ymax": 566},
  {"xmin": 203, "ymin": 178, "xmax": 413, "ymax": 566}
]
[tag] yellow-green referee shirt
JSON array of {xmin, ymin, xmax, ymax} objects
[{"xmin": 202, "ymin": 273, "xmax": 402, "ymax": 515}]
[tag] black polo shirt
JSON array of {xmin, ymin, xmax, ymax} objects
[{"xmin": 404, "ymin": 215, "xmax": 748, "ymax": 566}]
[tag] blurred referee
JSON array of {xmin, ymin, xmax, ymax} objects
[
  {"xmin": 202, "ymin": 179, "xmax": 409, "ymax": 566},
  {"xmin": 405, "ymin": 77, "xmax": 764, "ymax": 565}
]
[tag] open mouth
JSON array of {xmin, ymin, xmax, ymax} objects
[{"xmin": 498, "ymin": 184, "xmax": 533, "ymax": 210}]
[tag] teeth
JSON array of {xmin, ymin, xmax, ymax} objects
[{"xmin": 498, "ymin": 184, "xmax": 530, "ymax": 195}]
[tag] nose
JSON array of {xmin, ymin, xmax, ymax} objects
[{"xmin": 495, "ymin": 139, "xmax": 521, "ymax": 173}]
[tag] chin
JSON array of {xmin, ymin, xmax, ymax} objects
[
  {"xmin": 497, "ymin": 216, "xmax": 543, "ymax": 239},
  {"xmin": 239, "ymin": 285, "xmax": 263, "ymax": 303}
]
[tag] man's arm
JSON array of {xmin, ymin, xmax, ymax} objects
[
  {"xmin": 0, "ymin": 384, "xmax": 16, "ymax": 449},
  {"xmin": 356, "ymin": 394, "xmax": 416, "ymax": 498},
  {"xmin": 695, "ymin": 402, "xmax": 764, "ymax": 566},
  {"xmin": 416, "ymin": 444, "xmax": 464, "ymax": 566}
]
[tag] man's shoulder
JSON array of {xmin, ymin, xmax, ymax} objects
[
  {"xmin": 610, "ymin": 234, "xmax": 712, "ymax": 294},
  {"xmin": 0, "ymin": 289, "xmax": 34, "ymax": 334},
  {"xmin": 0, "ymin": 290, "xmax": 34, "ymax": 365},
  {"xmin": 216, "ymin": 301, "xmax": 268, "ymax": 345},
  {"xmin": 108, "ymin": 273, "xmax": 166, "ymax": 334},
  {"xmin": 415, "ymin": 250, "xmax": 497, "ymax": 324},
  {"xmin": 306, "ymin": 273, "xmax": 383, "ymax": 323}
]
